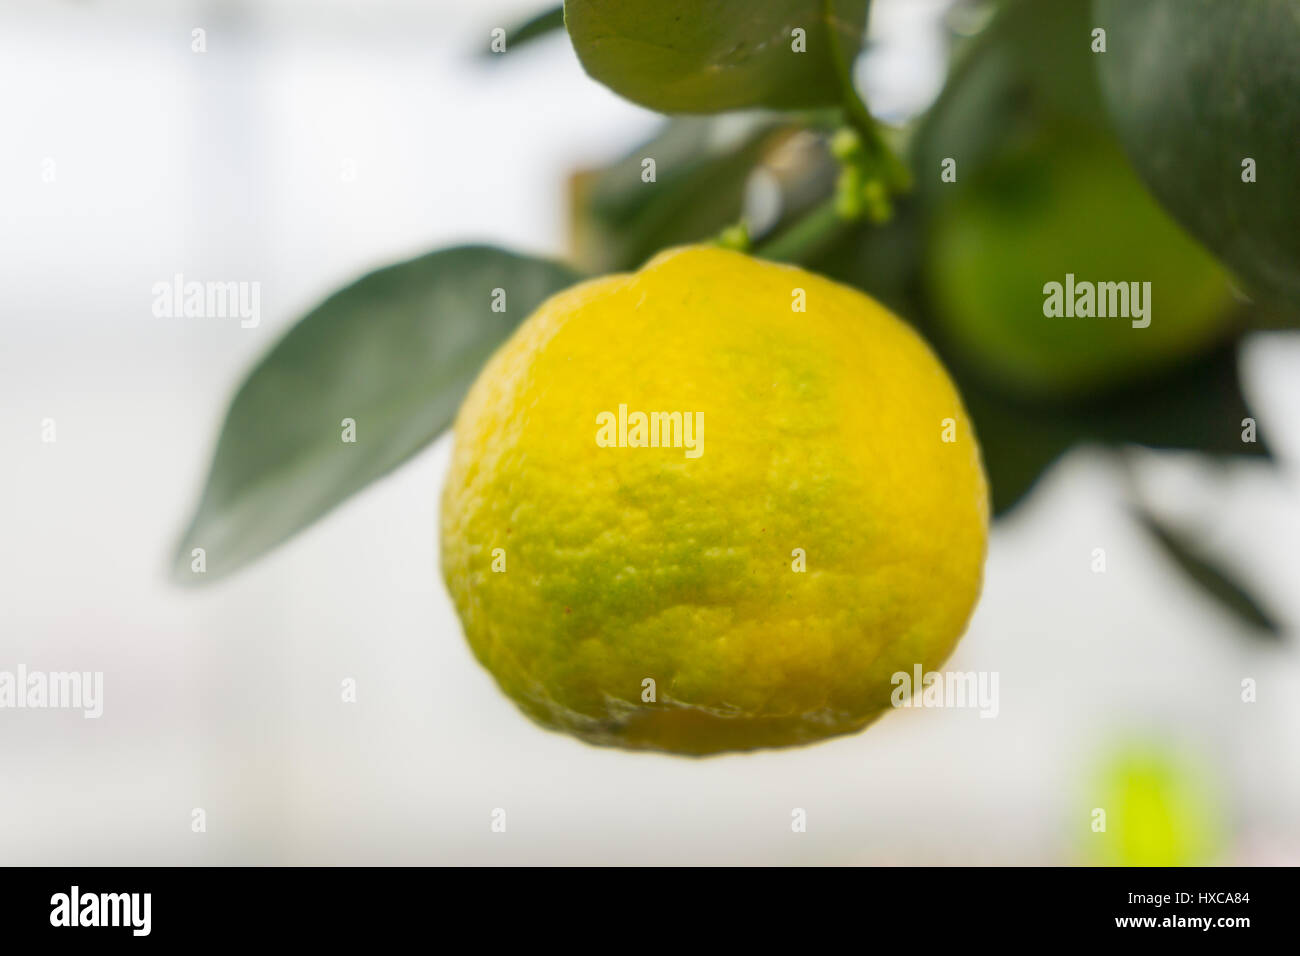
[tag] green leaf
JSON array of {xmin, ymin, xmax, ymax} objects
[
  {"xmin": 480, "ymin": 6, "xmax": 565, "ymax": 58},
  {"xmin": 958, "ymin": 388, "xmax": 1076, "ymax": 517},
  {"xmin": 912, "ymin": 0, "xmax": 1107, "ymax": 201},
  {"xmin": 1066, "ymin": 341, "xmax": 1269, "ymax": 459},
  {"xmin": 173, "ymin": 246, "xmax": 581, "ymax": 583},
  {"xmin": 1095, "ymin": 0, "xmax": 1300, "ymax": 306},
  {"xmin": 563, "ymin": 0, "xmax": 870, "ymax": 113},
  {"xmin": 1134, "ymin": 507, "xmax": 1282, "ymax": 639},
  {"xmin": 963, "ymin": 341, "xmax": 1268, "ymax": 518},
  {"xmin": 570, "ymin": 115, "xmax": 788, "ymax": 273}
]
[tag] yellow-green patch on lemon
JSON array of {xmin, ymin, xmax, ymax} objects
[{"xmin": 440, "ymin": 246, "xmax": 987, "ymax": 755}]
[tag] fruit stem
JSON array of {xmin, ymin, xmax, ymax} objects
[
  {"xmin": 824, "ymin": 0, "xmax": 912, "ymax": 194},
  {"xmin": 738, "ymin": 7, "xmax": 916, "ymax": 264},
  {"xmin": 753, "ymin": 196, "xmax": 845, "ymax": 263}
]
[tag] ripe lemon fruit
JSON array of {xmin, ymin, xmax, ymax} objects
[{"xmin": 440, "ymin": 246, "xmax": 988, "ymax": 755}]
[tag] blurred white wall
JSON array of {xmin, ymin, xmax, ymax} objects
[{"xmin": 1, "ymin": 0, "xmax": 1298, "ymax": 865}]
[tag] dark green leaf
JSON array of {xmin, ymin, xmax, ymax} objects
[
  {"xmin": 571, "ymin": 115, "xmax": 810, "ymax": 273},
  {"xmin": 480, "ymin": 6, "xmax": 565, "ymax": 58},
  {"xmin": 1134, "ymin": 507, "xmax": 1282, "ymax": 638},
  {"xmin": 1066, "ymin": 341, "xmax": 1269, "ymax": 458},
  {"xmin": 173, "ymin": 246, "xmax": 581, "ymax": 583},
  {"xmin": 963, "ymin": 340, "xmax": 1269, "ymax": 517},
  {"xmin": 563, "ymin": 0, "xmax": 870, "ymax": 113},
  {"xmin": 1246, "ymin": 296, "xmax": 1300, "ymax": 330},
  {"xmin": 912, "ymin": 0, "xmax": 1107, "ymax": 201},
  {"xmin": 1095, "ymin": 0, "xmax": 1300, "ymax": 306},
  {"xmin": 571, "ymin": 116, "xmax": 772, "ymax": 272},
  {"xmin": 958, "ymin": 388, "xmax": 1075, "ymax": 517}
]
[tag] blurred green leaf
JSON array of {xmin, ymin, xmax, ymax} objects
[
  {"xmin": 480, "ymin": 6, "xmax": 565, "ymax": 58},
  {"xmin": 912, "ymin": 0, "xmax": 1107, "ymax": 201},
  {"xmin": 1083, "ymin": 744, "xmax": 1224, "ymax": 865},
  {"xmin": 173, "ymin": 246, "xmax": 580, "ymax": 583},
  {"xmin": 1245, "ymin": 296, "xmax": 1300, "ymax": 330},
  {"xmin": 1069, "ymin": 341, "xmax": 1269, "ymax": 458},
  {"xmin": 963, "ymin": 340, "xmax": 1269, "ymax": 517},
  {"xmin": 1134, "ymin": 507, "xmax": 1282, "ymax": 638},
  {"xmin": 1095, "ymin": 0, "xmax": 1300, "ymax": 306},
  {"xmin": 570, "ymin": 116, "xmax": 789, "ymax": 272},
  {"xmin": 563, "ymin": 0, "xmax": 870, "ymax": 113},
  {"xmin": 958, "ymin": 389, "xmax": 1075, "ymax": 517}
]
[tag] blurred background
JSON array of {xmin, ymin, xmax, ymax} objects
[{"xmin": 1, "ymin": 0, "xmax": 1298, "ymax": 865}]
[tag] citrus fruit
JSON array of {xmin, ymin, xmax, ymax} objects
[
  {"xmin": 440, "ymin": 245, "xmax": 988, "ymax": 755},
  {"xmin": 926, "ymin": 130, "xmax": 1237, "ymax": 398}
]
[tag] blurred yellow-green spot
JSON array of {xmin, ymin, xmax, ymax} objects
[{"xmin": 1084, "ymin": 744, "xmax": 1224, "ymax": 866}]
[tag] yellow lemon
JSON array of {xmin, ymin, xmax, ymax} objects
[{"xmin": 440, "ymin": 246, "xmax": 988, "ymax": 755}]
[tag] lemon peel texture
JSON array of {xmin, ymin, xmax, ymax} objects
[{"xmin": 441, "ymin": 246, "xmax": 988, "ymax": 755}]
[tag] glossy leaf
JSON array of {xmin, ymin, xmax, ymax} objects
[
  {"xmin": 481, "ymin": 6, "xmax": 565, "ymax": 58},
  {"xmin": 1134, "ymin": 508, "xmax": 1282, "ymax": 638},
  {"xmin": 1095, "ymin": 0, "xmax": 1300, "ymax": 305},
  {"xmin": 173, "ymin": 246, "xmax": 580, "ymax": 583},
  {"xmin": 563, "ymin": 0, "xmax": 870, "ymax": 113}
]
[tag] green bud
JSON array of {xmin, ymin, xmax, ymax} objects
[
  {"xmin": 834, "ymin": 167, "xmax": 865, "ymax": 221},
  {"xmin": 861, "ymin": 178, "xmax": 892, "ymax": 223},
  {"xmin": 829, "ymin": 128, "xmax": 863, "ymax": 163},
  {"xmin": 716, "ymin": 221, "xmax": 751, "ymax": 252}
]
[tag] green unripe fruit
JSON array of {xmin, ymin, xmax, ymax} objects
[{"xmin": 925, "ymin": 132, "xmax": 1238, "ymax": 398}]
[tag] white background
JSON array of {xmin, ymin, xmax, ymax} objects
[{"xmin": 1, "ymin": 0, "xmax": 1298, "ymax": 864}]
